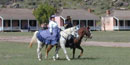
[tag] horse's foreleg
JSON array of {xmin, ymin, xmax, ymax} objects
[
  {"xmin": 61, "ymin": 44, "xmax": 70, "ymax": 61},
  {"xmin": 77, "ymin": 46, "xmax": 83, "ymax": 58},
  {"xmin": 72, "ymin": 48, "xmax": 76, "ymax": 59},
  {"xmin": 37, "ymin": 40, "xmax": 44, "ymax": 61},
  {"xmin": 60, "ymin": 37, "xmax": 70, "ymax": 61},
  {"xmin": 45, "ymin": 45, "xmax": 53, "ymax": 59},
  {"xmin": 55, "ymin": 45, "xmax": 60, "ymax": 58}
]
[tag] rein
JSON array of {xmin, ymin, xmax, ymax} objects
[
  {"xmin": 62, "ymin": 28, "xmax": 72, "ymax": 36},
  {"xmin": 61, "ymin": 27, "xmax": 78, "ymax": 40},
  {"xmin": 61, "ymin": 27, "xmax": 73, "ymax": 40}
]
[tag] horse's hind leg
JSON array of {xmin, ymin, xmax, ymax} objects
[
  {"xmin": 77, "ymin": 46, "xmax": 83, "ymax": 58},
  {"xmin": 45, "ymin": 45, "xmax": 53, "ymax": 59},
  {"xmin": 37, "ymin": 39, "xmax": 44, "ymax": 61}
]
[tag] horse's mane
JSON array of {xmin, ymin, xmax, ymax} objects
[
  {"xmin": 60, "ymin": 26, "xmax": 77, "ymax": 38},
  {"xmin": 61, "ymin": 26, "xmax": 76, "ymax": 33},
  {"xmin": 78, "ymin": 27, "xmax": 85, "ymax": 32},
  {"xmin": 78, "ymin": 27, "xmax": 90, "ymax": 36},
  {"xmin": 78, "ymin": 27, "xmax": 89, "ymax": 32}
]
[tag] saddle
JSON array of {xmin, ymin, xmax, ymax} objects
[{"xmin": 65, "ymin": 34, "xmax": 74, "ymax": 48}]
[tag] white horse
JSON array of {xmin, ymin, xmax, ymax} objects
[
  {"xmin": 28, "ymin": 26, "xmax": 79, "ymax": 61},
  {"xmin": 52, "ymin": 26, "xmax": 79, "ymax": 61}
]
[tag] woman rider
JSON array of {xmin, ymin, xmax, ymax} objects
[
  {"xmin": 48, "ymin": 15, "xmax": 60, "ymax": 45},
  {"xmin": 45, "ymin": 15, "xmax": 60, "ymax": 58},
  {"xmin": 36, "ymin": 15, "xmax": 60, "ymax": 59}
]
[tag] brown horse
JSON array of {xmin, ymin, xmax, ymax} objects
[
  {"xmin": 51, "ymin": 26, "xmax": 92, "ymax": 61},
  {"xmin": 72, "ymin": 27, "xmax": 92, "ymax": 58}
]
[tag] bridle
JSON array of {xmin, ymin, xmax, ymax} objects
[{"xmin": 85, "ymin": 27, "xmax": 92, "ymax": 38}]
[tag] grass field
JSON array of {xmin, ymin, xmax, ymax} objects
[
  {"xmin": 87, "ymin": 31, "xmax": 130, "ymax": 42},
  {"xmin": 1, "ymin": 41, "xmax": 130, "ymax": 65}
]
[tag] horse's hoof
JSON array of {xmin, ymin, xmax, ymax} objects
[
  {"xmin": 38, "ymin": 59, "xmax": 42, "ymax": 61},
  {"xmin": 45, "ymin": 56, "xmax": 48, "ymax": 59},
  {"xmin": 53, "ymin": 56, "xmax": 56, "ymax": 61},
  {"xmin": 56, "ymin": 55, "xmax": 59, "ymax": 59},
  {"xmin": 78, "ymin": 56, "xmax": 80, "ymax": 58},
  {"xmin": 56, "ymin": 57, "xmax": 59, "ymax": 59},
  {"xmin": 67, "ymin": 59, "xmax": 71, "ymax": 61},
  {"xmin": 72, "ymin": 57, "xmax": 75, "ymax": 59}
]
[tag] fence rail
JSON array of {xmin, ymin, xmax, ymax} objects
[{"xmin": 114, "ymin": 26, "xmax": 130, "ymax": 30}]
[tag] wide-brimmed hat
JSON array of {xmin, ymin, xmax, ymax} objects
[
  {"xmin": 66, "ymin": 16, "xmax": 71, "ymax": 19},
  {"xmin": 51, "ymin": 15, "xmax": 56, "ymax": 18}
]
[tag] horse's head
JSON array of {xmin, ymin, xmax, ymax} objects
[
  {"xmin": 86, "ymin": 26, "xmax": 92, "ymax": 39},
  {"xmin": 78, "ymin": 27, "xmax": 92, "ymax": 39}
]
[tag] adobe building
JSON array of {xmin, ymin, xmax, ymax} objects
[
  {"xmin": 0, "ymin": 8, "xmax": 38, "ymax": 32},
  {"xmin": 101, "ymin": 10, "xmax": 130, "ymax": 31}
]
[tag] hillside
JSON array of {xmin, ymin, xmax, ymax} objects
[{"xmin": 0, "ymin": 0, "xmax": 130, "ymax": 16}]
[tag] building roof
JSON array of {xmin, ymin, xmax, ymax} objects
[
  {"xmin": 58, "ymin": 9, "xmax": 100, "ymax": 20},
  {"xmin": 0, "ymin": 8, "xmax": 36, "ymax": 20},
  {"xmin": 113, "ymin": 10, "xmax": 130, "ymax": 20}
]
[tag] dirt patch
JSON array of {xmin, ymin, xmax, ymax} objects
[
  {"xmin": 1, "ymin": 36, "xmax": 130, "ymax": 47},
  {"xmin": 0, "ymin": 36, "xmax": 31, "ymax": 43},
  {"xmin": 82, "ymin": 41, "xmax": 130, "ymax": 47}
]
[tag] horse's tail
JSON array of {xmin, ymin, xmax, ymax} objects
[{"xmin": 28, "ymin": 31, "xmax": 38, "ymax": 48}]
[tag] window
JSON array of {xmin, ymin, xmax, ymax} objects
[
  {"xmin": 114, "ymin": 19, "xmax": 118, "ymax": 26},
  {"xmin": 0, "ymin": 18, "xmax": 2, "ymax": 26},
  {"xmin": 12, "ymin": 20, "xmax": 19, "ymax": 27},
  {"xmin": 125, "ymin": 20, "xmax": 130, "ymax": 26},
  {"xmin": 29, "ymin": 20, "xmax": 36, "ymax": 26},
  {"xmin": 4, "ymin": 20, "xmax": 10, "ymax": 27},
  {"xmin": 80, "ymin": 20, "xmax": 86, "ymax": 27},
  {"xmin": 88, "ymin": 20, "xmax": 94, "ymax": 26},
  {"xmin": 73, "ymin": 20, "xmax": 79, "ymax": 26},
  {"xmin": 119, "ymin": 20, "xmax": 123, "ymax": 26},
  {"xmin": 21, "ymin": 20, "xmax": 28, "ymax": 29}
]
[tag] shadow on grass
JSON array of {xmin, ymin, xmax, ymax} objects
[{"xmin": 55, "ymin": 57, "xmax": 100, "ymax": 61}]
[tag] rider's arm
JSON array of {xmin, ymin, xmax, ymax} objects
[{"xmin": 49, "ymin": 21, "xmax": 53, "ymax": 34}]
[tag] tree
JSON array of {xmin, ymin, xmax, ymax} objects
[{"xmin": 33, "ymin": 4, "xmax": 56, "ymax": 24}]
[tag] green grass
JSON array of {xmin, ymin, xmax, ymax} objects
[
  {"xmin": 87, "ymin": 31, "xmax": 130, "ymax": 42},
  {"xmin": 1, "ymin": 41, "xmax": 130, "ymax": 65}
]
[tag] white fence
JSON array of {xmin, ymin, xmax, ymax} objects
[
  {"xmin": 90, "ymin": 26, "xmax": 101, "ymax": 31},
  {"xmin": 2, "ymin": 26, "xmax": 38, "ymax": 31},
  {"xmin": 114, "ymin": 26, "xmax": 130, "ymax": 30}
]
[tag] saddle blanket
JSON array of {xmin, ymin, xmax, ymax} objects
[{"xmin": 37, "ymin": 28, "xmax": 60, "ymax": 45}]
